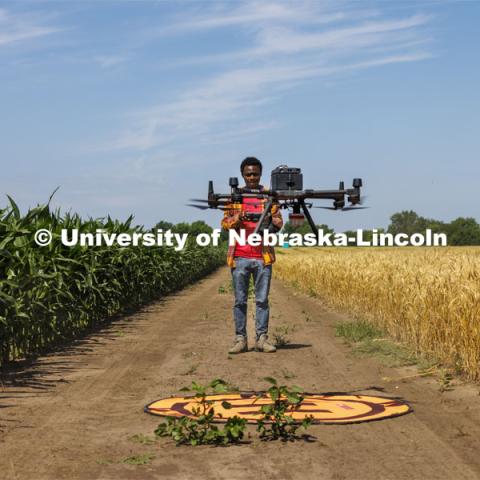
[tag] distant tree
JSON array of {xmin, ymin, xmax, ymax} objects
[
  {"xmin": 171, "ymin": 222, "xmax": 190, "ymax": 234},
  {"xmin": 168, "ymin": 221, "xmax": 214, "ymax": 235},
  {"xmin": 158, "ymin": 220, "xmax": 226, "ymax": 245},
  {"xmin": 317, "ymin": 223, "xmax": 335, "ymax": 235},
  {"xmin": 219, "ymin": 228, "xmax": 229, "ymax": 242},
  {"xmin": 282, "ymin": 220, "xmax": 309, "ymax": 235},
  {"xmin": 387, "ymin": 211, "xmax": 480, "ymax": 245},
  {"xmin": 187, "ymin": 220, "xmax": 213, "ymax": 236},
  {"xmin": 446, "ymin": 217, "xmax": 480, "ymax": 245},
  {"xmin": 342, "ymin": 228, "xmax": 384, "ymax": 246},
  {"xmin": 387, "ymin": 210, "xmax": 428, "ymax": 236},
  {"xmin": 372, "ymin": 227, "xmax": 386, "ymax": 236},
  {"xmin": 424, "ymin": 218, "xmax": 448, "ymax": 235},
  {"xmin": 343, "ymin": 230, "xmax": 357, "ymax": 245},
  {"xmin": 282, "ymin": 220, "xmax": 333, "ymax": 236},
  {"xmin": 155, "ymin": 220, "xmax": 174, "ymax": 231}
]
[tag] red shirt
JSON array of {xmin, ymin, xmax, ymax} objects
[{"xmin": 233, "ymin": 196, "xmax": 264, "ymax": 259}]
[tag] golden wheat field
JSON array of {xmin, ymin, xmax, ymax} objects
[{"xmin": 275, "ymin": 247, "xmax": 480, "ymax": 380}]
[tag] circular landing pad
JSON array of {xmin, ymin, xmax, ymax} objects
[{"xmin": 145, "ymin": 392, "xmax": 411, "ymax": 424}]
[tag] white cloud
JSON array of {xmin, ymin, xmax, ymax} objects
[
  {"xmin": 244, "ymin": 14, "xmax": 430, "ymax": 57},
  {"xmin": 169, "ymin": 14, "xmax": 430, "ymax": 68},
  {"xmin": 104, "ymin": 3, "xmax": 433, "ymax": 153},
  {"xmin": 151, "ymin": 1, "xmax": 345, "ymax": 37},
  {"xmin": 93, "ymin": 55, "xmax": 127, "ymax": 68},
  {"xmin": 109, "ymin": 54, "xmax": 431, "ymax": 152},
  {"xmin": 0, "ymin": 8, "xmax": 59, "ymax": 47}
]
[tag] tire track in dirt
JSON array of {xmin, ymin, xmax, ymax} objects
[{"xmin": 1, "ymin": 268, "xmax": 480, "ymax": 480}]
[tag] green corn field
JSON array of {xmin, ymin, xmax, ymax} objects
[{"xmin": 0, "ymin": 197, "xmax": 225, "ymax": 365}]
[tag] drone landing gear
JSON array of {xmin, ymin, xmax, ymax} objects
[{"xmin": 299, "ymin": 200, "xmax": 318, "ymax": 241}]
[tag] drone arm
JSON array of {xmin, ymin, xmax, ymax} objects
[
  {"xmin": 298, "ymin": 185, "xmax": 362, "ymax": 206},
  {"xmin": 300, "ymin": 190, "xmax": 346, "ymax": 201}
]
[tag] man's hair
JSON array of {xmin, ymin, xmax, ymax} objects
[{"xmin": 240, "ymin": 156, "xmax": 262, "ymax": 175}]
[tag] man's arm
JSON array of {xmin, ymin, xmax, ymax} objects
[
  {"xmin": 271, "ymin": 203, "xmax": 283, "ymax": 230},
  {"xmin": 221, "ymin": 196, "xmax": 282, "ymax": 231},
  {"xmin": 221, "ymin": 206, "xmax": 242, "ymax": 230}
]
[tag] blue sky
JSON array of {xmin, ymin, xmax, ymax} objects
[{"xmin": 1, "ymin": 0, "xmax": 479, "ymax": 231}]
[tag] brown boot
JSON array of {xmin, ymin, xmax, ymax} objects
[
  {"xmin": 228, "ymin": 335, "xmax": 248, "ymax": 354},
  {"xmin": 255, "ymin": 334, "xmax": 276, "ymax": 353}
]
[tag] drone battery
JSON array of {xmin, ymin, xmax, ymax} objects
[{"xmin": 271, "ymin": 165, "xmax": 303, "ymax": 191}]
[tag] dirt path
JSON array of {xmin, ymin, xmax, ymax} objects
[{"xmin": 1, "ymin": 267, "xmax": 480, "ymax": 480}]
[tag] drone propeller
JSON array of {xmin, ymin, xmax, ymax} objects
[
  {"xmin": 313, "ymin": 196, "xmax": 369, "ymax": 211},
  {"xmin": 313, "ymin": 205, "xmax": 369, "ymax": 211},
  {"xmin": 354, "ymin": 194, "xmax": 368, "ymax": 206},
  {"xmin": 344, "ymin": 194, "xmax": 368, "ymax": 211},
  {"xmin": 341, "ymin": 205, "xmax": 369, "ymax": 211},
  {"xmin": 189, "ymin": 198, "xmax": 263, "ymax": 208},
  {"xmin": 186, "ymin": 204, "xmax": 228, "ymax": 211},
  {"xmin": 189, "ymin": 198, "xmax": 230, "ymax": 205}
]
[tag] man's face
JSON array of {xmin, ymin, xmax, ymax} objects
[{"xmin": 242, "ymin": 165, "xmax": 261, "ymax": 189}]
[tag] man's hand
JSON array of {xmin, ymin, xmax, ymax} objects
[
  {"xmin": 272, "ymin": 215, "xmax": 283, "ymax": 229},
  {"xmin": 232, "ymin": 211, "xmax": 243, "ymax": 223},
  {"xmin": 271, "ymin": 203, "xmax": 283, "ymax": 230},
  {"xmin": 221, "ymin": 207, "xmax": 243, "ymax": 230}
]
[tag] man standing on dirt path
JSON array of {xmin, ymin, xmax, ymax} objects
[{"xmin": 221, "ymin": 157, "xmax": 283, "ymax": 354}]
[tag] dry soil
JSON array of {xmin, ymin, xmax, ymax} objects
[{"xmin": 1, "ymin": 268, "xmax": 480, "ymax": 480}]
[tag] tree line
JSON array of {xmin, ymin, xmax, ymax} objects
[
  {"xmin": 155, "ymin": 212, "xmax": 480, "ymax": 246},
  {"xmin": 283, "ymin": 210, "xmax": 480, "ymax": 246}
]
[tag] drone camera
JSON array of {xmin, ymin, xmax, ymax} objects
[
  {"xmin": 288, "ymin": 213, "xmax": 305, "ymax": 228},
  {"xmin": 288, "ymin": 202, "xmax": 305, "ymax": 227},
  {"xmin": 271, "ymin": 165, "xmax": 303, "ymax": 191}
]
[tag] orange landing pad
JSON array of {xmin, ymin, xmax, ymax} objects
[{"xmin": 145, "ymin": 392, "xmax": 411, "ymax": 424}]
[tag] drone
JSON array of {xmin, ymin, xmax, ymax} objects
[{"xmin": 187, "ymin": 165, "xmax": 366, "ymax": 238}]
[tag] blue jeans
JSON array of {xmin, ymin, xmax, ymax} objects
[{"xmin": 231, "ymin": 257, "xmax": 272, "ymax": 340}]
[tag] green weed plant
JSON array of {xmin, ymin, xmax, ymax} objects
[
  {"xmin": 154, "ymin": 378, "xmax": 313, "ymax": 445},
  {"xmin": 154, "ymin": 379, "xmax": 246, "ymax": 446},
  {"xmin": 273, "ymin": 324, "xmax": 297, "ymax": 347},
  {"xmin": 256, "ymin": 377, "xmax": 313, "ymax": 441}
]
